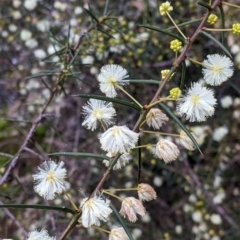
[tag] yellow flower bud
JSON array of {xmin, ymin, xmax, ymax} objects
[
  {"xmin": 170, "ymin": 39, "xmax": 182, "ymax": 52},
  {"xmin": 207, "ymin": 14, "xmax": 218, "ymax": 25},
  {"xmin": 161, "ymin": 69, "xmax": 170, "ymax": 79},
  {"xmin": 232, "ymin": 23, "xmax": 240, "ymax": 35},
  {"xmin": 170, "ymin": 87, "xmax": 182, "ymax": 99},
  {"xmin": 159, "ymin": 1, "xmax": 173, "ymax": 16},
  {"xmin": 161, "ymin": 69, "xmax": 174, "ymax": 80}
]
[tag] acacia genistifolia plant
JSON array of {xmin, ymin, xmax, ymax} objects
[{"xmin": 0, "ymin": 0, "xmax": 240, "ymax": 239}]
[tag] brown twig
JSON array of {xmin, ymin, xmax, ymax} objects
[
  {"xmin": 0, "ymin": 16, "xmax": 109, "ymax": 187},
  {"xmin": 0, "ymin": 200, "xmax": 28, "ymax": 237},
  {"xmin": 0, "ymin": 113, "xmax": 54, "ymax": 185}
]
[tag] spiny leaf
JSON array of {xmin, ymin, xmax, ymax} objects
[
  {"xmin": 110, "ymin": 203, "xmax": 134, "ymax": 240},
  {"xmin": 218, "ymin": 5, "xmax": 225, "ymax": 44},
  {"xmin": 201, "ymin": 31, "xmax": 232, "ymax": 58},
  {"xmin": 139, "ymin": 24, "xmax": 185, "ymax": 43},
  {"xmin": 74, "ymin": 94, "xmax": 142, "ymax": 111},
  {"xmin": 228, "ymin": 82, "xmax": 240, "ymax": 95},
  {"xmin": 0, "ymin": 204, "xmax": 75, "ymax": 214},
  {"xmin": 166, "ymin": 19, "xmax": 201, "ymax": 31},
  {"xmin": 159, "ymin": 103, "xmax": 202, "ymax": 154},
  {"xmin": 49, "ymin": 152, "xmax": 110, "ymax": 160},
  {"xmin": 84, "ymin": 8, "xmax": 99, "ymax": 23},
  {"xmin": 180, "ymin": 61, "xmax": 186, "ymax": 90},
  {"xmin": 128, "ymin": 79, "xmax": 160, "ymax": 85},
  {"xmin": 197, "ymin": 1, "xmax": 212, "ymax": 10},
  {"xmin": 97, "ymin": 26, "xmax": 115, "ymax": 39},
  {"xmin": 25, "ymin": 72, "xmax": 59, "ymax": 80}
]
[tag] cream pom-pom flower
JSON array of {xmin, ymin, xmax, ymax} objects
[
  {"xmin": 32, "ymin": 160, "xmax": 67, "ymax": 200},
  {"xmin": 176, "ymin": 82, "xmax": 217, "ymax": 122},
  {"xmin": 202, "ymin": 54, "xmax": 234, "ymax": 86},
  {"xmin": 82, "ymin": 99, "xmax": 116, "ymax": 131},
  {"xmin": 80, "ymin": 195, "xmax": 112, "ymax": 228},
  {"xmin": 97, "ymin": 64, "xmax": 129, "ymax": 98},
  {"xmin": 99, "ymin": 125, "xmax": 139, "ymax": 154}
]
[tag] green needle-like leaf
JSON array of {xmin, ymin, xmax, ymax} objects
[
  {"xmin": 201, "ymin": 31, "xmax": 232, "ymax": 58},
  {"xmin": 166, "ymin": 19, "xmax": 201, "ymax": 31},
  {"xmin": 25, "ymin": 72, "xmax": 59, "ymax": 80},
  {"xmin": 110, "ymin": 203, "xmax": 134, "ymax": 240},
  {"xmin": 218, "ymin": 5, "xmax": 225, "ymax": 44},
  {"xmin": 228, "ymin": 82, "xmax": 240, "ymax": 95},
  {"xmin": 128, "ymin": 79, "xmax": 160, "ymax": 85},
  {"xmin": 74, "ymin": 94, "xmax": 142, "ymax": 111},
  {"xmin": 180, "ymin": 61, "xmax": 186, "ymax": 90},
  {"xmin": 197, "ymin": 1, "xmax": 212, "ymax": 10},
  {"xmin": 84, "ymin": 8, "xmax": 99, "ymax": 23},
  {"xmin": 139, "ymin": 24, "xmax": 185, "ymax": 43},
  {"xmin": 49, "ymin": 152, "xmax": 110, "ymax": 160},
  {"xmin": 0, "ymin": 204, "xmax": 75, "ymax": 214},
  {"xmin": 159, "ymin": 103, "xmax": 202, "ymax": 154}
]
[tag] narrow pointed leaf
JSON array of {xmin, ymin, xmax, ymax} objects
[
  {"xmin": 180, "ymin": 61, "xmax": 186, "ymax": 90},
  {"xmin": 97, "ymin": 26, "xmax": 115, "ymax": 39},
  {"xmin": 68, "ymin": 46, "xmax": 83, "ymax": 66},
  {"xmin": 110, "ymin": 203, "xmax": 134, "ymax": 240},
  {"xmin": 197, "ymin": 1, "xmax": 212, "ymax": 10},
  {"xmin": 103, "ymin": 23, "xmax": 124, "ymax": 35},
  {"xmin": 41, "ymin": 47, "xmax": 67, "ymax": 61},
  {"xmin": 159, "ymin": 103, "xmax": 202, "ymax": 154},
  {"xmin": 25, "ymin": 72, "xmax": 58, "ymax": 80},
  {"xmin": 75, "ymin": 94, "xmax": 142, "ymax": 111},
  {"xmin": 228, "ymin": 82, "xmax": 240, "ymax": 95},
  {"xmin": 218, "ymin": 5, "xmax": 225, "ymax": 44},
  {"xmin": 49, "ymin": 152, "xmax": 110, "ymax": 160},
  {"xmin": 84, "ymin": 8, "xmax": 99, "ymax": 23},
  {"xmin": 139, "ymin": 25, "xmax": 185, "ymax": 43},
  {"xmin": 0, "ymin": 204, "xmax": 75, "ymax": 214},
  {"xmin": 103, "ymin": 0, "xmax": 110, "ymax": 15},
  {"xmin": 201, "ymin": 31, "xmax": 232, "ymax": 58},
  {"xmin": 137, "ymin": 137, "xmax": 142, "ymax": 183},
  {"xmin": 166, "ymin": 19, "xmax": 201, "ymax": 31},
  {"xmin": 128, "ymin": 79, "xmax": 160, "ymax": 85}
]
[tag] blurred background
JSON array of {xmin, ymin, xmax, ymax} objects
[{"xmin": 0, "ymin": 0, "xmax": 240, "ymax": 239}]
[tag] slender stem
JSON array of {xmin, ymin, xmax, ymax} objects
[
  {"xmin": 63, "ymin": 192, "xmax": 79, "ymax": 211},
  {"xmin": 0, "ymin": 152, "xmax": 13, "ymax": 158},
  {"xmin": 104, "ymin": 187, "xmax": 138, "ymax": 192},
  {"xmin": 102, "ymin": 190, "xmax": 122, "ymax": 201},
  {"xmin": 100, "ymin": 119, "xmax": 107, "ymax": 132},
  {"xmin": 188, "ymin": 57, "xmax": 203, "ymax": 66},
  {"xmin": 59, "ymin": 212, "xmax": 82, "ymax": 240},
  {"xmin": 147, "ymin": 97, "xmax": 176, "ymax": 109},
  {"xmin": 93, "ymin": 226, "xmax": 111, "ymax": 234},
  {"xmin": 132, "ymin": 144, "xmax": 156, "ymax": 149},
  {"xmin": 139, "ymin": 118, "xmax": 147, "ymax": 128},
  {"xmin": 202, "ymin": 27, "xmax": 231, "ymax": 32},
  {"xmin": 118, "ymin": 86, "xmax": 143, "ymax": 108},
  {"xmin": 222, "ymin": 1, "xmax": 240, "ymax": 9},
  {"xmin": 142, "ymin": 130, "xmax": 180, "ymax": 138},
  {"xmin": 166, "ymin": 12, "xmax": 187, "ymax": 39}
]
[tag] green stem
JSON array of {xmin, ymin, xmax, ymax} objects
[
  {"xmin": 93, "ymin": 226, "xmax": 111, "ymax": 234},
  {"xmin": 59, "ymin": 212, "xmax": 82, "ymax": 240},
  {"xmin": 147, "ymin": 97, "xmax": 176, "ymax": 109},
  {"xmin": 202, "ymin": 27, "xmax": 231, "ymax": 32},
  {"xmin": 222, "ymin": 1, "xmax": 240, "ymax": 9},
  {"xmin": 102, "ymin": 190, "xmax": 122, "ymax": 201},
  {"xmin": 104, "ymin": 187, "xmax": 138, "ymax": 192},
  {"xmin": 118, "ymin": 86, "xmax": 143, "ymax": 109},
  {"xmin": 142, "ymin": 130, "xmax": 180, "ymax": 138},
  {"xmin": 166, "ymin": 12, "xmax": 187, "ymax": 39},
  {"xmin": 63, "ymin": 192, "xmax": 79, "ymax": 211}
]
